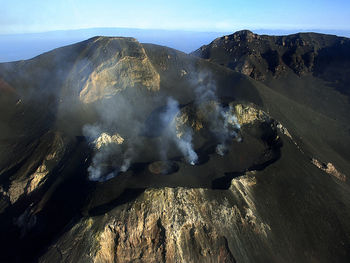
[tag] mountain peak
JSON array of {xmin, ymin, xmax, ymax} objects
[
  {"xmin": 192, "ymin": 31, "xmax": 350, "ymax": 87},
  {"xmin": 233, "ymin": 29, "xmax": 255, "ymax": 36}
]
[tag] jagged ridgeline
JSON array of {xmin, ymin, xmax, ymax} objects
[{"xmin": 0, "ymin": 33, "xmax": 349, "ymax": 262}]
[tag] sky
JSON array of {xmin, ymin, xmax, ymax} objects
[{"xmin": 1, "ymin": 0, "xmax": 350, "ymax": 34}]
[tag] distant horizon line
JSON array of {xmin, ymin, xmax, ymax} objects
[
  {"xmin": 1, "ymin": 25, "xmax": 350, "ymax": 63},
  {"xmin": 1, "ymin": 26, "xmax": 350, "ymax": 37}
]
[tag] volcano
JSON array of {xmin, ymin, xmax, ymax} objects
[{"xmin": 0, "ymin": 32, "xmax": 349, "ymax": 262}]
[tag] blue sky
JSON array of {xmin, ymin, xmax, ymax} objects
[{"xmin": 1, "ymin": 0, "xmax": 350, "ymax": 34}]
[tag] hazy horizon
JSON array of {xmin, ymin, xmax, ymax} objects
[
  {"xmin": 1, "ymin": 26, "xmax": 350, "ymax": 63},
  {"xmin": 2, "ymin": 0, "xmax": 349, "ymax": 62},
  {"xmin": 2, "ymin": 1, "xmax": 349, "ymax": 34},
  {"xmin": 2, "ymin": 26, "xmax": 350, "ymax": 37}
]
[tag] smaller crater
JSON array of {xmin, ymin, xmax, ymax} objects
[{"xmin": 148, "ymin": 161, "xmax": 179, "ymax": 175}]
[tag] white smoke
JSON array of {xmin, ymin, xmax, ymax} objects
[
  {"xmin": 177, "ymin": 131, "xmax": 198, "ymax": 165},
  {"xmin": 83, "ymin": 95, "xmax": 199, "ymax": 181},
  {"xmin": 120, "ymin": 146, "xmax": 134, "ymax": 172},
  {"xmin": 81, "ymin": 93, "xmax": 142, "ymax": 181},
  {"xmin": 193, "ymin": 72, "xmax": 241, "ymax": 155},
  {"xmin": 160, "ymin": 97, "xmax": 198, "ymax": 165},
  {"xmin": 83, "ymin": 123, "xmax": 124, "ymax": 181},
  {"xmin": 215, "ymin": 105, "xmax": 241, "ymax": 156},
  {"xmin": 82, "ymin": 71, "xmax": 240, "ymax": 182}
]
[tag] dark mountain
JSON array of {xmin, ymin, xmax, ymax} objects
[
  {"xmin": 192, "ymin": 30, "xmax": 350, "ymax": 89},
  {"xmin": 0, "ymin": 33, "xmax": 349, "ymax": 262}
]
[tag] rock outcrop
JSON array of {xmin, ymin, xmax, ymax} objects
[
  {"xmin": 7, "ymin": 132, "xmax": 67, "ymax": 204},
  {"xmin": 41, "ymin": 174, "xmax": 273, "ymax": 263},
  {"xmin": 312, "ymin": 158, "xmax": 347, "ymax": 182},
  {"xmin": 64, "ymin": 37, "xmax": 160, "ymax": 104},
  {"xmin": 93, "ymin": 132, "xmax": 124, "ymax": 150},
  {"xmin": 233, "ymin": 103, "xmax": 268, "ymax": 125},
  {"xmin": 192, "ymin": 30, "xmax": 350, "ymax": 86}
]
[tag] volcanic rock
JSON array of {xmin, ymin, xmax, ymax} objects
[
  {"xmin": 0, "ymin": 34, "xmax": 349, "ymax": 263},
  {"xmin": 93, "ymin": 132, "xmax": 124, "ymax": 149},
  {"xmin": 192, "ymin": 30, "xmax": 350, "ymax": 88},
  {"xmin": 148, "ymin": 161, "xmax": 179, "ymax": 175}
]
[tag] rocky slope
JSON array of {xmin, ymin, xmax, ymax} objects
[
  {"xmin": 192, "ymin": 30, "xmax": 350, "ymax": 89},
  {"xmin": 0, "ymin": 34, "xmax": 349, "ymax": 262}
]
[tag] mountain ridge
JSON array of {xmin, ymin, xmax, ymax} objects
[{"xmin": 192, "ymin": 30, "xmax": 350, "ymax": 85}]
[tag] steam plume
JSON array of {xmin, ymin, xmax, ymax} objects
[
  {"xmin": 160, "ymin": 97, "xmax": 198, "ymax": 165},
  {"xmin": 82, "ymin": 71, "xmax": 240, "ymax": 181},
  {"xmin": 193, "ymin": 72, "xmax": 241, "ymax": 155}
]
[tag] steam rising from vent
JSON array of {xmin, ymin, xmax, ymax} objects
[
  {"xmin": 161, "ymin": 97, "xmax": 198, "ymax": 165},
  {"xmin": 193, "ymin": 72, "xmax": 241, "ymax": 155},
  {"xmin": 194, "ymin": 72, "xmax": 218, "ymax": 104},
  {"xmin": 82, "ymin": 96, "xmax": 199, "ymax": 181},
  {"xmin": 216, "ymin": 105, "xmax": 241, "ymax": 156},
  {"xmin": 82, "ymin": 72, "xmax": 240, "ymax": 182},
  {"xmin": 83, "ymin": 124, "xmax": 125, "ymax": 181}
]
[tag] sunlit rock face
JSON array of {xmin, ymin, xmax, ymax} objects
[
  {"xmin": 312, "ymin": 158, "xmax": 346, "ymax": 182},
  {"xmin": 7, "ymin": 132, "xmax": 67, "ymax": 204},
  {"xmin": 93, "ymin": 132, "xmax": 124, "ymax": 150},
  {"xmin": 41, "ymin": 175, "xmax": 272, "ymax": 263},
  {"xmin": 64, "ymin": 37, "xmax": 160, "ymax": 104},
  {"xmin": 233, "ymin": 104, "xmax": 268, "ymax": 126}
]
